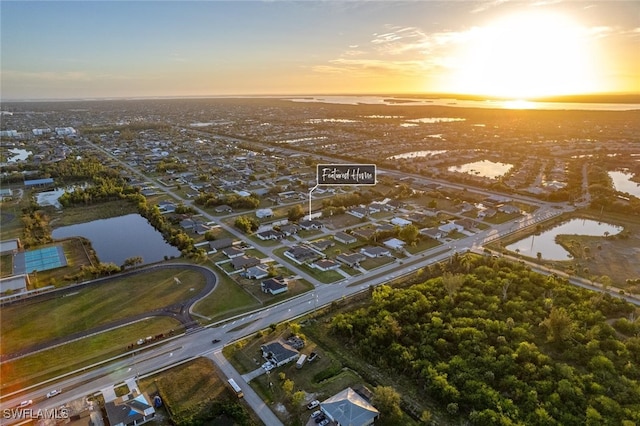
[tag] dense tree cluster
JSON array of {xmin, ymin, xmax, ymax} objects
[
  {"xmin": 330, "ymin": 257, "xmax": 640, "ymax": 424},
  {"xmin": 58, "ymin": 176, "xmax": 139, "ymax": 206},
  {"xmin": 194, "ymin": 193, "xmax": 260, "ymax": 210},
  {"xmin": 21, "ymin": 210, "xmax": 53, "ymax": 248},
  {"xmin": 321, "ymin": 191, "xmax": 374, "ymax": 209},
  {"xmin": 234, "ymin": 215, "xmax": 260, "ymax": 234}
]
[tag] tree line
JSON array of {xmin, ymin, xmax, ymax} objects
[{"xmin": 330, "ymin": 255, "xmax": 639, "ymax": 424}]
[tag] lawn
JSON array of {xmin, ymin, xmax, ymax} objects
[
  {"xmin": 360, "ymin": 256, "xmax": 395, "ymax": 270},
  {"xmin": 321, "ymin": 213, "xmax": 364, "ymax": 230},
  {"xmin": 405, "ymin": 238, "xmax": 441, "ymax": 255},
  {"xmin": 0, "ymin": 267, "xmax": 206, "ymax": 354},
  {"xmin": 0, "ymin": 316, "xmax": 182, "ymax": 393},
  {"xmin": 151, "ymin": 357, "xmax": 230, "ymax": 421},
  {"xmin": 1, "ymin": 254, "xmax": 13, "ymax": 278},
  {"xmin": 49, "ymin": 200, "xmax": 138, "ymax": 227},
  {"xmin": 192, "ymin": 273, "xmax": 260, "ymax": 321}
]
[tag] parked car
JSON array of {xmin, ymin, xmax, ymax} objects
[
  {"xmin": 262, "ymin": 361, "xmax": 275, "ymax": 371},
  {"xmin": 315, "ymin": 414, "xmax": 327, "ymax": 424},
  {"xmin": 318, "ymin": 419, "xmax": 330, "ymax": 426},
  {"xmin": 307, "ymin": 352, "xmax": 319, "ymax": 362},
  {"xmin": 307, "ymin": 400, "xmax": 320, "ymax": 410},
  {"xmin": 46, "ymin": 389, "xmax": 61, "ymax": 398},
  {"xmin": 311, "ymin": 410, "xmax": 322, "ymax": 418}
]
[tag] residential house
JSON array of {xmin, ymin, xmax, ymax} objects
[
  {"xmin": 348, "ymin": 207, "xmax": 368, "ymax": 219},
  {"xmin": 157, "ymin": 200, "xmax": 176, "ymax": 213},
  {"xmin": 208, "ymin": 238, "xmax": 234, "ymax": 253},
  {"xmin": 438, "ymin": 221, "xmax": 464, "ymax": 234},
  {"xmin": 231, "ymin": 256, "xmax": 261, "ymax": 270},
  {"xmin": 383, "ymin": 238, "xmax": 406, "ymax": 250},
  {"xmin": 261, "ymin": 277, "xmax": 288, "ymax": 295},
  {"xmin": 320, "ymin": 388, "xmax": 379, "ymax": 426},
  {"xmin": 312, "ymin": 259, "xmax": 341, "ymax": 272},
  {"xmin": 459, "ymin": 202, "xmax": 475, "ymax": 213},
  {"xmin": 245, "ymin": 265, "xmax": 269, "ymax": 280},
  {"xmin": 499, "ymin": 204, "xmax": 521, "ymax": 214},
  {"xmin": 337, "ymin": 253, "xmax": 367, "ymax": 267},
  {"xmin": 256, "ymin": 230, "xmax": 284, "ymax": 241},
  {"xmin": 334, "ymin": 232, "xmax": 357, "ymax": 245},
  {"xmin": 420, "ymin": 228, "xmax": 443, "ymax": 240},
  {"xmin": 279, "ymin": 224, "xmax": 300, "ymax": 236},
  {"xmin": 261, "ymin": 340, "xmax": 299, "ymax": 366},
  {"xmin": 454, "ymin": 218, "xmax": 476, "ymax": 231},
  {"xmin": 311, "ymin": 239, "xmax": 335, "ymax": 252},
  {"xmin": 104, "ymin": 392, "xmax": 156, "ymax": 426},
  {"xmin": 256, "ymin": 208, "xmax": 274, "ymax": 219},
  {"xmin": 299, "ymin": 219, "xmax": 323, "ymax": 230},
  {"xmin": 477, "ymin": 208, "xmax": 497, "ymax": 219},
  {"xmin": 391, "ymin": 217, "xmax": 412, "ymax": 227},
  {"xmin": 385, "ymin": 200, "xmax": 402, "ymax": 210},
  {"xmin": 368, "ymin": 203, "xmax": 384, "ymax": 214},
  {"xmin": 223, "ymin": 247, "xmax": 245, "ymax": 259},
  {"xmin": 360, "ymin": 246, "xmax": 391, "ymax": 258},
  {"xmin": 194, "ymin": 223, "xmax": 212, "ymax": 235},
  {"xmin": 284, "ymin": 245, "xmax": 320, "ymax": 265},
  {"xmin": 351, "ymin": 228, "xmax": 376, "ymax": 241}
]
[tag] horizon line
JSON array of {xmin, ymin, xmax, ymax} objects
[{"xmin": 2, "ymin": 92, "xmax": 640, "ymax": 104}]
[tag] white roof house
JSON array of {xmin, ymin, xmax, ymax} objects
[
  {"xmin": 321, "ymin": 388, "xmax": 379, "ymax": 426},
  {"xmin": 391, "ymin": 217, "xmax": 412, "ymax": 227},
  {"xmin": 256, "ymin": 208, "xmax": 274, "ymax": 218},
  {"xmin": 383, "ymin": 238, "xmax": 406, "ymax": 250}
]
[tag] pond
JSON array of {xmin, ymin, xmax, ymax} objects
[
  {"xmin": 52, "ymin": 214, "xmax": 181, "ymax": 266},
  {"xmin": 609, "ymin": 170, "xmax": 640, "ymax": 198},
  {"xmin": 448, "ymin": 160, "xmax": 513, "ymax": 179},
  {"xmin": 388, "ymin": 150, "xmax": 448, "ymax": 159},
  {"xmin": 7, "ymin": 148, "xmax": 32, "ymax": 162},
  {"xmin": 506, "ymin": 218, "xmax": 623, "ymax": 261}
]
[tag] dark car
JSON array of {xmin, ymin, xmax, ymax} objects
[{"xmin": 212, "ymin": 339, "xmax": 221, "ymax": 344}]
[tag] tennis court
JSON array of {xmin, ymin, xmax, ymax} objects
[{"xmin": 13, "ymin": 246, "xmax": 68, "ymax": 274}]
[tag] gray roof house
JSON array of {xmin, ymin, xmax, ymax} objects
[
  {"xmin": 231, "ymin": 256, "xmax": 261, "ymax": 270},
  {"xmin": 209, "ymin": 238, "xmax": 234, "ymax": 252},
  {"xmin": 261, "ymin": 277, "xmax": 288, "ymax": 295},
  {"xmin": 104, "ymin": 392, "xmax": 156, "ymax": 426},
  {"xmin": 336, "ymin": 253, "xmax": 367, "ymax": 268},
  {"xmin": 360, "ymin": 246, "xmax": 391, "ymax": 258},
  {"xmin": 261, "ymin": 341, "xmax": 299, "ymax": 367},
  {"xmin": 334, "ymin": 232, "xmax": 357, "ymax": 245}
]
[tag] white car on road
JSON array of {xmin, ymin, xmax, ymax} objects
[{"xmin": 46, "ymin": 389, "xmax": 61, "ymax": 398}]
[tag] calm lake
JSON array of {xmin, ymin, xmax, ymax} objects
[
  {"xmin": 506, "ymin": 218, "xmax": 623, "ymax": 261},
  {"xmin": 52, "ymin": 214, "xmax": 181, "ymax": 266},
  {"xmin": 609, "ymin": 170, "xmax": 640, "ymax": 198}
]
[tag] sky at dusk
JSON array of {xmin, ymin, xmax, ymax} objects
[{"xmin": 1, "ymin": 1, "xmax": 639, "ymax": 100}]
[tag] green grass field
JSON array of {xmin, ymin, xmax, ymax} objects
[
  {"xmin": 1, "ymin": 268, "xmax": 206, "ymax": 354},
  {"xmin": 192, "ymin": 273, "xmax": 260, "ymax": 320},
  {"xmin": 0, "ymin": 317, "xmax": 182, "ymax": 393}
]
